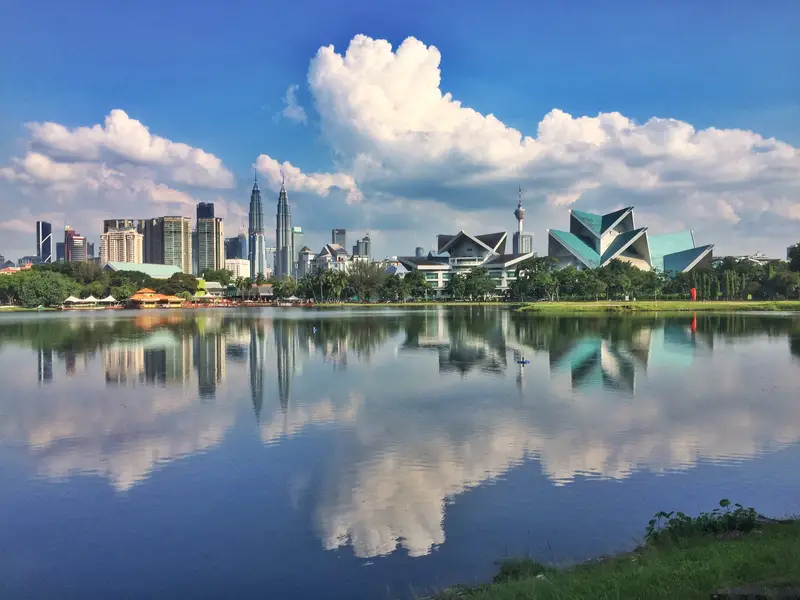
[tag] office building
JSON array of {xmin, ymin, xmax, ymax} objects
[
  {"xmin": 87, "ymin": 242, "xmax": 95, "ymax": 259},
  {"xmin": 36, "ymin": 221, "xmax": 52, "ymax": 264},
  {"xmin": 314, "ymin": 243, "xmax": 349, "ymax": 272},
  {"xmin": 331, "ymin": 228, "xmax": 346, "ymax": 248},
  {"xmin": 248, "ymin": 175, "xmax": 267, "ymax": 279},
  {"xmin": 18, "ymin": 255, "xmax": 38, "ymax": 266},
  {"xmin": 163, "ymin": 216, "xmax": 192, "ymax": 273},
  {"xmin": 139, "ymin": 218, "xmax": 164, "ymax": 264},
  {"xmin": 100, "ymin": 228, "xmax": 143, "ymax": 264},
  {"xmin": 225, "ymin": 233, "xmax": 247, "ymax": 260},
  {"xmin": 275, "ymin": 182, "xmax": 293, "ymax": 279},
  {"xmin": 548, "ymin": 206, "xmax": 714, "ymax": 274},
  {"xmin": 64, "ymin": 226, "xmax": 87, "ymax": 262},
  {"xmin": 225, "ymin": 258, "xmax": 251, "ymax": 279},
  {"xmin": 197, "ymin": 202, "xmax": 215, "ymax": 220},
  {"xmin": 56, "ymin": 242, "xmax": 65, "ymax": 262},
  {"xmin": 197, "ymin": 208, "xmax": 224, "ymax": 275},
  {"xmin": 103, "ymin": 219, "xmax": 136, "ymax": 233},
  {"xmin": 352, "ymin": 233, "xmax": 371, "ymax": 258}
]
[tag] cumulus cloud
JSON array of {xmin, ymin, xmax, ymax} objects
[
  {"xmin": 26, "ymin": 109, "xmax": 234, "ymax": 188},
  {"xmin": 276, "ymin": 84, "xmax": 308, "ymax": 124},
  {"xmin": 255, "ymin": 154, "xmax": 362, "ymax": 203},
  {"xmin": 260, "ymin": 34, "xmax": 800, "ymax": 256}
]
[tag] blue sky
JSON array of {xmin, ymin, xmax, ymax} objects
[{"xmin": 1, "ymin": 0, "xmax": 799, "ymax": 261}]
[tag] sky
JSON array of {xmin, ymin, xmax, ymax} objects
[{"xmin": 1, "ymin": 0, "xmax": 799, "ymax": 262}]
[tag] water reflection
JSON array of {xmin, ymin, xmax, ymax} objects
[{"xmin": 1, "ymin": 309, "xmax": 799, "ymax": 563}]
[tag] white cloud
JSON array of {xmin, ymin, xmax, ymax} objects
[
  {"xmin": 27, "ymin": 109, "xmax": 234, "ymax": 188},
  {"xmin": 255, "ymin": 154, "xmax": 362, "ymax": 203},
  {"xmin": 277, "ymin": 84, "xmax": 308, "ymax": 124},
  {"xmin": 259, "ymin": 34, "xmax": 800, "ymax": 256}
]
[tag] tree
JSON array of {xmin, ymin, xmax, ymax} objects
[
  {"xmin": 347, "ymin": 261, "xmax": 385, "ymax": 301},
  {"xmin": 444, "ymin": 273, "xmax": 466, "ymax": 300},
  {"xmin": 272, "ymin": 277, "xmax": 298, "ymax": 299},
  {"xmin": 156, "ymin": 272, "xmax": 198, "ymax": 296},
  {"xmin": 202, "ymin": 269, "xmax": 233, "ymax": 286},
  {"xmin": 379, "ymin": 274, "xmax": 409, "ymax": 301},
  {"xmin": 788, "ymin": 244, "xmax": 800, "ymax": 272},
  {"xmin": 11, "ymin": 271, "xmax": 80, "ymax": 307},
  {"xmin": 403, "ymin": 269, "xmax": 432, "ymax": 300},
  {"xmin": 255, "ymin": 272, "xmax": 267, "ymax": 285},
  {"xmin": 110, "ymin": 281, "xmax": 137, "ymax": 300},
  {"xmin": 464, "ymin": 267, "xmax": 495, "ymax": 300}
]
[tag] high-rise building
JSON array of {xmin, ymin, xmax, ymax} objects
[
  {"xmin": 353, "ymin": 233, "xmax": 372, "ymax": 258},
  {"xmin": 225, "ymin": 233, "xmax": 247, "ymax": 260},
  {"xmin": 197, "ymin": 213, "xmax": 224, "ymax": 275},
  {"xmin": 18, "ymin": 255, "xmax": 38, "ymax": 266},
  {"xmin": 36, "ymin": 221, "xmax": 52, "ymax": 264},
  {"xmin": 275, "ymin": 182, "xmax": 293, "ymax": 278},
  {"xmin": 64, "ymin": 226, "xmax": 87, "ymax": 262},
  {"xmin": 332, "ymin": 228, "xmax": 346, "ymax": 248},
  {"xmin": 297, "ymin": 246, "xmax": 316, "ymax": 279},
  {"xmin": 163, "ymin": 216, "xmax": 192, "ymax": 273},
  {"xmin": 139, "ymin": 218, "xmax": 165, "ymax": 264},
  {"xmin": 512, "ymin": 187, "xmax": 533, "ymax": 255},
  {"xmin": 248, "ymin": 175, "xmax": 267, "ymax": 279},
  {"xmin": 56, "ymin": 242, "xmax": 65, "ymax": 262},
  {"xmin": 87, "ymin": 242, "xmax": 95, "ymax": 259},
  {"xmin": 103, "ymin": 219, "xmax": 136, "ymax": 233},
  {"xmin": 100, "ymin": 228, "xmax": 143, "ymax": 264},
  {"xmin": 197, "ymin": 202, "xmax": 215, "ymax": 220},
  {"xmin": 291, "ymin": 226, "xmax": 303, "ymax": 277}
]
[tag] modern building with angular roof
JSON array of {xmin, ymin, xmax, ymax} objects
[{"xmin": 548, "ymin": 207, "xmax": 713, "ymax": 274}]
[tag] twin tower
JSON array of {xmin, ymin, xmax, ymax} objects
[{"xmin": 248, "ymin": 176, "xmax": 292, "ymax": 280}]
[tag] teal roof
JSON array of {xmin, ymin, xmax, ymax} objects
[
  {"xmin": 600, "ymin": 207, "xmax": 633, "ymax": 234},
  {"xmin": 103, "ymin": 262, "xmax": 182, "ymax": 279},
  {"xmin": 571, "ymin": 210, "xmax": 602, "ymax": 236},
  {"xmin": 550, "ymin": 230, "xmax": 600, "ymax": 268},
  {"xmin": 601, "ymin": 227, "xmax": 647, "ymax": 264},
  {"xmin": 663, "ymin": 245, "xmax": 713, "ymax": 273},
  {"xmin": 649, "ymin": 232, "xmax": 695, "ymax": 271}
]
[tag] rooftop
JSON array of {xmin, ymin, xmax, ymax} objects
[{"xmin": 103, "ymin": 262, "xmax": 183, "ymax": 279}]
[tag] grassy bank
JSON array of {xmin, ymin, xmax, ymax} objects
[
  {"xmin": 430, "ymin": 503, "xmax": 800, "ymax": 600},
  {"xmin": 518, "ymin": 300, "xmax": 800, "ymax": 313},
  {"xmin": 312, "ymin": 301, "xmax": 507, "ymax": 308},
  {"xmin": 0, "ymin": 306, "xmax": 56, "ymax": 312}
]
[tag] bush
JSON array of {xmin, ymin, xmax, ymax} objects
[{"xmin": 645, "ymin": 499, "xmax": 759, "ymax": 544}]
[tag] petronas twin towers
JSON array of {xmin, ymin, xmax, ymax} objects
[{"xmin": 248, "ymin": 174, "xmax": 292, "ymax": 280}]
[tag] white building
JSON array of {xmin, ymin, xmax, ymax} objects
[
  {"xmin": 313, "ymin": 243, "xmax": 349, "ymax": 272},
  {"xmin": 100, "ymin": 228, "xmax": 143, "ymax": 264},
  {"xmin": 297, "ymin": 246, "xmax": 316, "ymax": 279},
  {"xmin": 197, "ymin": 217, "xmax": 224, "ymax": 274},
  {"xmin": 398, "ymin": 231, "xmax": 534, "ymax": 297},
  {"xmin": 225, "ymin": 258, "xmax": 251, "ymax": 279}
]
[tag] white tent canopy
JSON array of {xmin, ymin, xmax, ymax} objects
[
  {"xmin": 63, "ymin": 296, "xmax": 82, "ymax": 303},
  {"xmin": 83, "ymin": 295, "xmax": 99, "ymax": 303},
  {"xmin": 98, "ymin": 295, "xmax": 117, "ymax": 303}
]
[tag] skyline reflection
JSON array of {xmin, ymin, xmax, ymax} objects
[{"xmin": 1, "ymin": 309, "xmax": 799, "ymax": 561}]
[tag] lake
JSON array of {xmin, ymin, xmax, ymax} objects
[{"xmin": 1, "ymin": 307, "xmax": 799, "ymax": 599}]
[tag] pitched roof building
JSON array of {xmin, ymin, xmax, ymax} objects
[{"xmin": 548, "ymin": 206, "xmax": 714, "ymax": 274}]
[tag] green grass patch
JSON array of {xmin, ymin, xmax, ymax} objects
[
  {"xmin": 517, "ymin": 300, "xmax": 800, "ymax": 313},
  {"xmin": 427, "ymin": 501, "xmax": 800, "ymax": 600}
]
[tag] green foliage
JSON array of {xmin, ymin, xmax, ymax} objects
[
  {"xmin": 645, "ymin": 499, "xmax": 760, "ymax": 544},
  {"xmin": 271, "ymin": 276, "xmax": 298, "ymax": 299},
  {"xmin": 493, "ymin": 559, "xmax": 553, "ymax": 583},
  {"xmin": 789, "ymin": 244, "xmax": 800, "ymax": 272},
  {"xmin": 464, "ymin": 267, "xmax": 495, "ymax": 300},
  {"xmin": 347, "ymin": 260, "xmax": 386, "ymax": 301},
  {"xmin": 402, "ymin": 269, "xmax": 432, "ymax": 299},
  {"xmin": 3, "ymin": 271, "xmax": 81, "ymax": 307},
  {"xmin": 444, "ymin": 272, "xmax": 467, "ymax": 299},
  {"xmin": 201, "ymin": 269, "xmax": 233, "ymax": 286},
  {"xmin": 156, "ymin": 272, "xmax": 198, "ymax": 296}
]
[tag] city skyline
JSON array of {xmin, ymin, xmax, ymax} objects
[{"xmin": 1, "ymin": 2, "xmax": 799, "ymax": 263}]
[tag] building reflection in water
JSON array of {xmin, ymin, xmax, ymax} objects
[{"xmin": 37, "ymin": 347, "xmax": 53, "ymax": 384}]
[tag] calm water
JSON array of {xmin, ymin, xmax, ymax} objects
[{"xmin": 1, "ymin": 308, "xmax": 800, "ymax": 599}]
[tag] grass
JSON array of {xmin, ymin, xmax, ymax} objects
[
  {"xmin": 313, "ymin": 301, "xmax": 507, "ymax": 308},
  {"xmin": 0, "ymin": 305, "xmax": 56, "ymax": 312},
  {"xmin": 517, "ymin": 300, "xmax": 800, "ymax": 313},
  {"xmin": 427, "ymin": 501, "xmax": 800, "ymax": 600}
]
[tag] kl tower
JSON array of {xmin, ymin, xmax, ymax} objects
[{"xmin": 513, "ymin": 186, "xmax": 532, "ymax": 255}]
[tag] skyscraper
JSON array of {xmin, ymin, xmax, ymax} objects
[
  {"xmin": 103, "ymin": 219, "xmax": 136, "ymax": 233},
  {"xmin": 163, "ymin": 216, "xmax": 192, "ymax": 273},
  {"xmin": 353, "ymin": 233, "xmax": 371, "ymax": 258},
  {"xmin": 64, "ymin": 226, "xmax": 87, "ymax": 262},
  {"xmin": 248, "ymin": 175, "xmax": 267, "ymax": 279},
  {"xmin": 139, "ymin": 218, "xmax": 165, "ymax": 264},
  {"xmin": 331, "ymin": 228, "xmax": 346, "ymax": 247},
  {"xmin": 225, "ymin": 233, "xmax": 247, "ymax": 260},
  {"xmin": 275, "ymin": 181, "xmax": 293, "ymax": 279},
  {"xmin": 291, "ymin": 226, "xmax": 303, "ymax": 277},
  {"xmin": 197, "ymin": 214, "xmax": 224, "ymax": 275},
  {"xmin": 36, "ymin": 221, "xmax": 52, "ymax": 264},
  {"xmin": 56, "ymin": 242, "xmax": 65, "ymax": 262},
  {"xmin": 197, "ymin": 202, "xmax": 215, "ymax": 220},
  {"xmin": 100, "ymin": 228, "xmax": 143, "ymax": 264}
]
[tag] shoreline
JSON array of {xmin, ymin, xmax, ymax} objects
[
  {"xmin": 517, "ymin": 300, "xmax": 800, "ymax": 313},
  {"xmin": 426, "ymin": 517, "xmax": 800, "ymax": 600}
]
